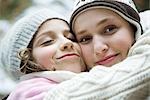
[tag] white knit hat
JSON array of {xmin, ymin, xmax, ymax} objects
[
  {"xmin": 0, "ymin": 8, "xmax": 66, "ymax": 80},
  {"xmin": 70, "ymin": 0, "xmax": 143, "ymax": 40}
]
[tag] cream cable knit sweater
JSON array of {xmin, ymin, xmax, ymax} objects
[
  {"xmin": 44, "ymin": 28, "xmax": 150, "ymax": 99},
  {"xmin": 140, "ymin": 10, "xmax": 150, "ymax": 33}
]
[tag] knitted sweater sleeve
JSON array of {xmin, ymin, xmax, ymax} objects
[{"xmin": 44, "ymin": 30, "xmax": 150, "ymax": 100}]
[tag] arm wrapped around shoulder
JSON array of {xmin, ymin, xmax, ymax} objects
[{"xmin": 44, "ymin": 30, "xmax": 150, "ymax": 100}]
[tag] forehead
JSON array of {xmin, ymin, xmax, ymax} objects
[
  {"xmin": 32, "ymin": 19, "xmax": 70, "ymax": 41},
  {"xmin": 40, "ymin": 19, "xmax": 68, "ymax": 30},
  {"xmin": 73, "ymin": 8, "xmax": 124, "ymax": 28},
  {"xmin": 37, "ymin": 19, "xmax": 69, "ymax": 34}
]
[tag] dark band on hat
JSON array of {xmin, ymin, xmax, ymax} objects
[{"xmin": 70, "ymin": 0, "xmax": 142, "ymax": 35}]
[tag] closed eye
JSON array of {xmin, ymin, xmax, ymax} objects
[
  {"xmin": 40, "ymin": 40, "xmax": 54, "ymax": 46},
  {"xmin": 68, "ymin": 37, "xmax": 77, "ymax": 42}
]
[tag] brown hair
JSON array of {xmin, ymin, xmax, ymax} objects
[{"xmin": 18, "ymin": 48, "xmax": 46, "ymax": 74}]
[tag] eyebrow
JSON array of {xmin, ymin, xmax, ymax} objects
[
  {"xmin": 34, "ymin": 28, "xmax": 71, "ymax": 45},
  {"xmin": 36, "ymin": 30, "xmax": 54, "ymax": 39},
  {"xmin": 76, "ymin": 30, "xmax": 87, "ymax": 36},
  {"xmin": 76, "ymin": 18, "xmax": 109, "ymax": 35},
  {"xmin": 33, "ymin": 31, "xmax": 54, "ymax": 46},
  {"xmin": 63, "ymin": 29, "xmax": 71, "ymax": 35},
  {"xmin": 96, "ymin": 18, "xmax": 110, "ymax": 26}
]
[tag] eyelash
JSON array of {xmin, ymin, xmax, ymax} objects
[
  {"xmin": 40, "ymin": 40, "xmax": 54, "ymax": 46},
  {"xmin": 75, "ymin": 25, "xmax": 117, "ymax": 44},
  {"xmin": 68, "ymin": 37, "xmax": 77, "ymax": 42},
  {"xmin": 78, "ymin": 35, "xmax": 92, "ymax": 44},
  {"xmin": 103, "ymin": 25, "xmax": 118, "ymax": 35},
  {"xmin": 66, "ymin": 33, "xmax": 77, "ymax": 42}
]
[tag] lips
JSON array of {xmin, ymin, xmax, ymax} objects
[
  {"xmin": 57, "ymin": 53, "xmax": 80, "ymax": 59},
  {"xmin": 96, "ymin": 53, "xmax": 119, "ymax": 65}
]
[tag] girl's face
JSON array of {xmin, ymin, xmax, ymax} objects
[
  {"xmin": 32, "ymin": 19, "xmax": 86, "ymax": 73},
  {"xmin": 73, "ymin": 8, "xmax": 135, "ymax": 69}
]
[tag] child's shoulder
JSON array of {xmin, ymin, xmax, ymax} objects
[{"xmin": 20, "ymin": 71, "xmax": 77, "ymax": 82}]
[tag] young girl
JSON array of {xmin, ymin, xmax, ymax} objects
[
  {"xmin": 43, "ymin": 0, "xmax": 149, "ymax": 99},
  {"xmin": 0, "ymin": 9, "xmax": 86, "ymax": 100}
]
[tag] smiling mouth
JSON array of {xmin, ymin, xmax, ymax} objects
[
  {"xmin": 96, "ymin": 54, "xmax": 119, "ymax": 65},
  {"xmin": 57, "ymin": 54, "xmax": 80, "ymax": 59}
]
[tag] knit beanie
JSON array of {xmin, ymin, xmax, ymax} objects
[
  {"xmin": 70, "ymin": 0, "xmax": 143, "ymax": 40},
  {"xmin": 0, "ymin": 8, "xmax": 65, "ymax": 80}
]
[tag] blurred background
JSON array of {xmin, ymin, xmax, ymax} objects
[
  {"xmin": 0, "ymin": 0, "xmax": 75, "ymax": 39},
  {"xmin": 0, "ymin": 0, "xmax": 150, "ymax": 99}
]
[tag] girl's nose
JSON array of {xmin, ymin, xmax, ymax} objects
[
  {"xmin": 60, "ymin": 41, "xmax": 74, "ymax": 51},
  {"xmin": 94, "ymin": 37, "xmax": 108, "ymax": 56}
]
